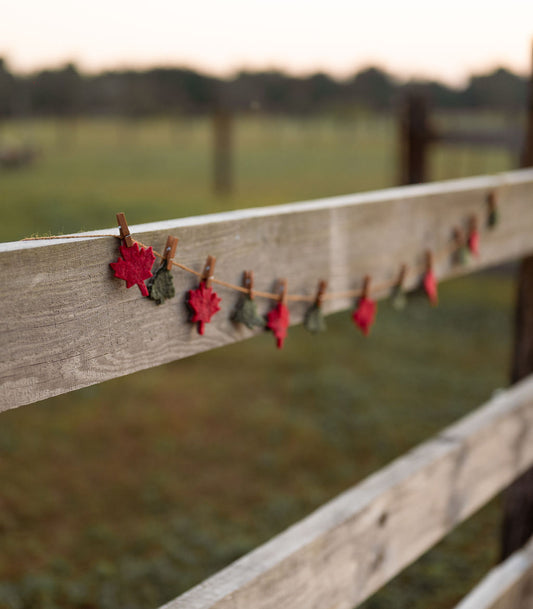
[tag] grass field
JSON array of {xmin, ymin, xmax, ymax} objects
[
  {"xmin": 0, "ymin": 114, "xmax": 515, "ymax": 241},
  {"xmin": 0, "ymin": 115, "xmax": 521, "ymax": 609}
]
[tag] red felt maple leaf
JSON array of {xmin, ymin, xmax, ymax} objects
[
  {"xmin": 468, "ymin": 230, "xmax": 480, "ymax": 257},
  {"xmin": 110, "ymin": 242, "xmax": 155, "ymax": 297},
  {"xmin": 423, "ymin": 269, "xmax": 438, "ymax": 305},
  {"xmin": 266, "ymin": 302, "xmax": 290, "ymax": 349},
  {"xmin": 352, "ymin": 296, "xmax": 377, "ymax": 336},
  {"xmin": 188, "ymin": 282, "xmax": 222, "ymax": 335}
]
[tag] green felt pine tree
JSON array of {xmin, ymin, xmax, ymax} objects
[
  {"xmin": 488, "ymin": 192, "xmax": 499, "ymax": 228},
  {"xmin": 488, "ymin": 207, "xmax": 499, "ymax": 228},
  {"xmin": 390, "ymin": 284, "xmax": 407, "ymax": 310},
  {"xmin": 390, "ymin": 266, "xmax": 408, "ymax": 310},
  {"xmin": 304, "ymin": 303, "xmax": 327, "ymax": 334},
  {"xmin": 454, "ymin": 244, "xmax": 470, "ymax": 266},
  {"xmin": 304, "ymin": 280, "xmax": 328, "ymax": 334},
  {"xmin": 148, "ymin": 263, "xmax": 176, "ymax": 304},
  {"xmin": 231, "ymin": 294, "xmax": 265, "ymax": 329}
]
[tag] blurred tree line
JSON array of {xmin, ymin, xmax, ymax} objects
[{"xmin": 0, "ymin": 58, "xmax": 528, "ymax": 118}]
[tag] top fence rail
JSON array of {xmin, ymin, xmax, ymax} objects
[{"xmin": 2, "ymin": 169, "xmax": 533, "ymax": 411}]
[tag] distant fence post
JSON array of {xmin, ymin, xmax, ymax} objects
[
  {"xmin": 501, "ymin": 40, "xmax": 533, "ymax": 565},
  {"xmin": 213, "ymin": 107, "xmax": 233, "ymax": 197},
  {"xmin": 521, "ymin": 42, "xmax": 533, "ymax": 169},
  {"xmin": 399, "ymin": 92, "xmax": 431, "ymax": 185}
]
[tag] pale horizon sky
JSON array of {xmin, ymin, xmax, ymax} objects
[{"xmin": 2, "ymin": 0, "xmax": 532, "ymax": 85}]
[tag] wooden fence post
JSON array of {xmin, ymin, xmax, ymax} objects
[
  {"xmin": 213, "ymin": 107, "xmax": 233, "ymax": 196},
  {"xmin": 501, "ymin": 39, "xmax": 533, "ymax": 563},
  {"xmin": 521, "ymin": 41, "xmax": 533, "ymax": 169},
  {"xmin": 399, "ymin": 92, "xmax": 431, "ymax": 185}
]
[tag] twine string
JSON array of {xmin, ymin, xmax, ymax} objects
[{"xmin": 21, "ymin": 221, "xmax": 483, "ymax": 304}]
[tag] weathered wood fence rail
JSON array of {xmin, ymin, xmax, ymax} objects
[
  {"xmin": 2, "ymin": 168, "xmax": 533, "ymax": 608},
  {"xmin": 162, "ymin": 376, "xmax": 533, "ymax": 609},
  {"xmin": 2, "ymin": 170, "xmax": 533, "ymax": 411}
]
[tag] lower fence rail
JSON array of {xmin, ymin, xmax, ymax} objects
[
  {"xmin": 453, "ymin": 535, "xmax": 533, "ymax": 609},
  {"xmin": 159, "ymin": 375, "xmax": 533, "ymax": 609}
]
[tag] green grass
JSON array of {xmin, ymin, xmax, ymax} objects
[
  {"xmin": 0, "ymin": 114, "xmax": 515, "ymax": 242},
  {"xmin": 0, "ymin": 115, "xmax": 520, "ymax": 609},
  {"xmin": 1, "ymin": 116, "xmax": 397, "ymax": 241}
]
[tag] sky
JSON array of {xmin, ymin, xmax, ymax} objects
[{"xmin": 2, "ymin": 0, "xmax": 532, "ymax": 85}]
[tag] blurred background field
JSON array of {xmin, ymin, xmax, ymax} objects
[
  {"xmin": 0, "ymin": 113, "xmax": 517, "ymax": 241},
  {"xmin": 0, "ymin": 113, "xmax": 522, "ymax": 608}
]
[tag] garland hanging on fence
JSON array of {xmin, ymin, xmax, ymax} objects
[{"xmin": 22, "ymin": 192, "xmax": 499, "ymax": 349}]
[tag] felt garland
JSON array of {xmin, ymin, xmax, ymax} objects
[
  {"xmin": 453, "ymin": 228, "xmax": 470, "ymax": 266},
  {"xmin": 304, "ymin": 280, "xmax": 327, "ymax": 334},
  {"xmin": 232, "ymin": 295, "xmax": 265, "ymax": 329},
  {"xmin": 390, "ymin": 265, "xmax": 407, "ymax": 310},
  {"xmin": 421, "ymin": 251, "xmax": 438, "ymax": 306},
  {"xmin": 423, "ymin": 270, "xmax": 438, "ymax": 306},
  {"xmin": 266, "ymin": 280, "xmax": 290, "ymax": 349},
  {"xmin": 487, "ymin": 192, "xmax": 499, "ymax": 228},
  {"xmin": 468, "ymin": 217, "xmax": 480, "ymax": 257},
  {"xmin": 110, "ymin": 242, "xmax": 155, "ymax": 296},
  {"xmin": 148, "ymin": 263, "xmax": 175, "ymax": 304},
  {"xmin": 304, "ymin": 304, "xmax": 327, "ymax": 334},
  {"xmin": 390, "ymin": 284, "xmax": 407, "ymax": 310},
  {"xmin": 266, "ymin": 302, "xmax": 290, "ymax": 349},
  {"xmin": 231, "ymin": 271, "xmax": 265, "ymax": 329},
  {"xmin": 188, "ymin": 256, "xmax": 222, "ymax": 335},
  {"xmin": 24, "ymin": 191, "xmax": 500, "ymax": 348},
  {"xmin": 188, "ymin": 282, "xmax": 222, "ymax": 335},
  {"xmin": 352, "ymin": 277, "xmax": 377, "ymax": 336}
]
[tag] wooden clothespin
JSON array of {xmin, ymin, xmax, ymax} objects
[
  {"xmin": 391, "ymin": 264, "xmax": 408, "ymax": 310},
  {"xmin": 487, "ymin": 191, "xmax": 499, "ymax": 228},
  {"xmin": 243, "ymin": 270, "xmax": 255, "ymax": 299},
  {"xmin": 278, "ymin": 278, "xmax": 288, "ymax": 304},
  {"xmin": 487, "ymin": 191, "xmax": 497, "ymax": 212},
  {"xmin": 116, "ymin": 212, "xmax": 133, "ymax": 247},
  {"xmin": 453, "ymin": 227, "xmax": 469, "ymax": 265},
  {"xmin": 163, "ymin": 236, "xmax": 179, "ymax": 270},
  {"xmin": 397, "ymin": 264, "xmax": 407, "ymax": 289},
  {"xmin": 425, "ymin": 250, "xmax": 434, "ymax": 272},
  {"xmin": 201, "ymin": 255, "xmax": 216, "ymax": 288},
  {"xmin": 304, "ymin": 279, "xmax": 328, "ymax": 335},
  {"xmin": 361, "ymin": 275, "xmax": 371, "ymax": 299},
  {"xmin": 453, "ymin": 227, "xmax": 465, "ymax": 248},
  {"xmin": 315, "ymin": 279, "xmax": 328, "ymax": 307}
]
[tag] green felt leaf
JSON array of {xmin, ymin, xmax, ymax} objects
[
  {"xmin": 304, "ymin": 304, "xmax": 326, "ymax": 334},
  {"xmin": 390, "ymin": 285, "xmax": 407, "ymax": 310},
  {"xmin": 488, "ymin": 208, "xmax": 499, "ymax": 228},
  {"xmin": 147, "ymin": 264, "xmax": 175, "ymax": 305},
  {"xmin": 232, "ymin": 295, "xmax": 265, "ymax": 329},
  {"xmin": 454, "ymin": 245, "xmax": 470, "ymax": 266}
]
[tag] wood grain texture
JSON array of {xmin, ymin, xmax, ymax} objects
[
  {"xmin": 2, "ymin": 170, "xmax": 533, "ymax": 410},
  {"xmin": 159, "ymin": 376, "xmax": 533, "ymax": 609},
  {"xmin": 454, "ymin": 536, "xmax": 533, "ymax": 609}
]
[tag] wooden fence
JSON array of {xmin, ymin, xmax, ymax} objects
[
  {"xmin": 399, "ymin": 43, "xmax": 533, "ymax": 187},
  {"xmin": 2, "ymin": 168, "xmax": 533, "ymax": 608},
  {"xmin": 398, "ymin": 94, "xmax": 526, "ymax": 185}
]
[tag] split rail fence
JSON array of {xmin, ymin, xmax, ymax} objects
[{"xmin": 2, "ymin": 169, "xmax": 533, "ymax": 608}]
